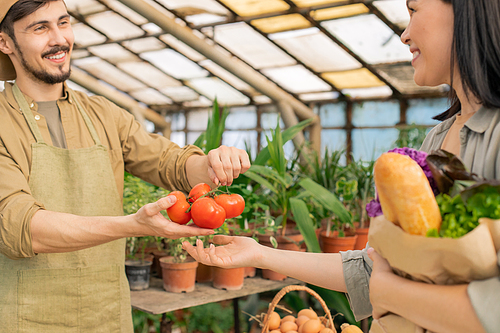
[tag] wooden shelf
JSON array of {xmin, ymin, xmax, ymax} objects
[{"xmin": 131, "ymin": 275, "xmax": 303, "ymax": 315}]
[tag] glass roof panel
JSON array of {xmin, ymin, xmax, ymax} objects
[
  {"xmin": 73, "ymin": 57, "xmax": 146, "ymax": 92},
  {"xmin": 214, "ymin": 23, "xmax": 296, "ymax": 69},
  {"xmin": 343, "ymin": 86, "xmax": 393, "ymax": 99},
  {"xmin": 161, "ymin": 86, "xmax": 200, "ymax": 102},
  {"xmin": 250, "ymin": 14, "xmax": 312, "ymax": 34},
  {"xmin": 185, "ymin": 14, "xmax": 228, "ymax": 26},
  {"xmin": 117, "ymin": 62, "xmax": 182, "ymax": 89},
  {"xmin": 65, "ymin": 0, "xmax": 105, "ymax": 15},
  {"xmin": 262, "ymin": 65, "xmax": 331, "ymax": 93},
  {"xmin": 322, "ymin": 68, "xmax": 385, "ymax": 89},
  {"xmin": 71, "ymin": 49, "xmax": 90, "ymax": 59},
  {"xmin": 140, "ymin": 49, "xmax": 209, "ymax": 79},
  {"xmin": 187, "ymin": 77, "xmax": 251, "ymax": 105},
  {"xmin": 375, "ymin": 63, "xmax": 449, "ymax": 95},
  {"xmin": 299, "ymin": 91, "xmax": 340, "ymax": 101},
  {"xmin": 129, "ymin": 88, "xmax": 173, "ymax": 105},
  {"xmin": 156, "ymin": 0, "xmax": 230, "ymax": 15},
  {"xmin": 104, "ymin": 0, "xmax": 149, "ymax": 25},
  {"xmin": 72, "ymin": 23, "xmax": 107, "ymax": 47},
  {"xmin": 218, "ymin": 0, "xmax": 290, "ymax": 17},
  {"xmin": 198, "ymin": 60, "xmax": 253, "ymax": 93},
  {"xmin": 311, "ymin": 4, "xmax": 369, "ymax": 21},
  {"xmin": 141, "ymin": 23, "xmax": 163, "ymax": 35},
  {"xmin": 88, "ymin": 43, "xmax": 138, "ymax": 63},
  {"xmin": 322, "ymin": 14, "xmax": 412, "ymax": 64},
  {"xmin": 183, "ymin": 96, "xmax": 212, "ymax": 108},
  {"xmin": 121, "ymin": 37, "xmax": 165, "ymax": 54},
  {"xmin": 291, "ymin": 0, "xmax": 345, "ymax": 7},
  {"xmin": 270, "ymin": 28, "xmax": 361, "ymax": 72},
  {"xmin": 159, "ymin": 35, "xmax": 206, "ymax": 62},
  {"xmin": 374, "ymin": 0, "xmax": 410, "ymax": 30},
  {"xmin": 86, "ymin": 11, "xmax": 145, "ymax": 41},
  {"xmin": 253, "ymin": 95, "xmax": 273, "ymax": 104}
]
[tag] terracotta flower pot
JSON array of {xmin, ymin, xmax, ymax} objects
[
  {"xmin": 257, "ymin": 232, "xmax": 303, "ymax": 281},
  {"xmin": 212, "ymin": 267, "xmax": 245, "ymax": 290},
  {"xmin": 196, "ymin": 262, "xmax": 213, "ymax": 283},
  {"xmin": 152, "ymin": 250, "xmax": 169, "ymax": 278},
  {"xmin": 320, "ymin": 230, "xmax": 358, "ymax": 253},
  {"xmin": 354, "ymin": 227, "xmax": 369, "ymax": 250},
  {"xmin": 244, "ymin": 266, "xmax": 256, "ymax": 278},
  {"xmin": 159, "ymin": 256, "xmax": 198, "ymax": 293}
]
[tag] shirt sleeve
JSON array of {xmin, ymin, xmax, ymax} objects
[
  {"xmin": 106, "ymin": 98, "xmax": 205, "ymax": 193},
  {"xmin": 467, "ymin": 251, "xmax": 500, "ymax": 333},
  {"xmin": 340, "ymin": 247, "xmax": 373, "ymax": 321},
  {"xmin": 0, "ymin": 138, "xmax": 44, "ymax": 259}
]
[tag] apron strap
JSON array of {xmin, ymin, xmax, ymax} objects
[
  {"xmin": 70, "ymin": 90, "xmax": 102, "ymax": 146},
  {"xmin": 12, "ymin": 83, "xmax": 102, "ymax": 146},
  {"xmin": 12, "ymin": 83, "xmax": 45, "ymax": 144}
]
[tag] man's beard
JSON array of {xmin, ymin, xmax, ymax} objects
[{"xmin": 14, "ymin": 40, "xmax": 71, "ymax": 84}]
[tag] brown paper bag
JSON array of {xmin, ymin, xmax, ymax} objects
[{"xmin": 367, "ymin": 215, "xmax": 500, "ymax": 333}]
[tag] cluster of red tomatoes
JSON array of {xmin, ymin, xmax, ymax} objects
[{"xmin": 166, "ymin": 183, "xmax": 245, "ymax": 229}]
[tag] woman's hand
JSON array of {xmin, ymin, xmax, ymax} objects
[
  {"xmin": 367, "ymin": 247, "xmax": 394, "ymax": 319},
  {"xmin": 206, "ymin": 146, "xmax": 251, "ymax": 186},
  {"xmin": 133, "ymin": 196, "xmax": 214, "ymax": 239},
  {"xmin": 182, "ymin": 235, "xmax": 262, "ymax": 269}
]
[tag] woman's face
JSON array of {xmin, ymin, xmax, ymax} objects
[{"xmin": 401, "ymin": 0, "xmax": 454, "ymax": 87}]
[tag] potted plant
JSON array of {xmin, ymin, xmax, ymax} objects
[
  {"xmin": 159, "ymin": 237, "xmax": 199, "ymax": 293},
  {"xmin": 123, "ymin": 173, "xmax": 169, "ymax": 290}
]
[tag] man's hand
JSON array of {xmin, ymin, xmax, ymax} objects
[
  {"xmin": 206, "ymin": 146, "xmax": 251, "ymax": 186},
  {"xmin": 133, "ymin": 196, "xmax": 214, "ymax": 239}
]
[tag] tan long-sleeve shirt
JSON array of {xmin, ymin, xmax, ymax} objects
[{"xmin": 0, "ymin": 82, "xmax": 204, "ymax": 259}]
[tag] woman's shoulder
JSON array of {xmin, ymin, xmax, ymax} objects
[{"xmin": 420, "ymin": 116, "xmax": 456, "ymax": 153}]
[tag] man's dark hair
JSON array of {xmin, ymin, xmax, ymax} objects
[
  {"xmin": 0, "ymin": 0, "xmax": 59, "ymax": 42},
  {"xmin": 434, "ymin": 0, "xmax": 500, "ymax": 120}
]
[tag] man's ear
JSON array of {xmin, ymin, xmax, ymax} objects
[{"xmin": 0, "ymin": 32, "xmax": 14, "ymax": 55}]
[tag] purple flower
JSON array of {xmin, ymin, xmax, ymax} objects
[{"xmin": 366, "ymin": 147, "xmax": 439, "ymax": 217}]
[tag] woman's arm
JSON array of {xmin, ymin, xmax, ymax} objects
[
  {"xmin": 184, "ymin": 235, "xmax": 347, "ymax": 292},
  {"xmin": 368, "ymin": 248, "xmax": 486, "ymax": 333}
]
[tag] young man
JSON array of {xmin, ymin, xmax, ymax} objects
[{"xmin": 0, "ymin": 1, "xmax": 250, "ymax": 331}]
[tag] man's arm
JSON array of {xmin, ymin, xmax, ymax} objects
[{"xmin": 31, "ymin": 196, "xmax": 213, "ymax": 254}]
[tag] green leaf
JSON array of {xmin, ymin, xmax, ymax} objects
[
  {"xmin": 243, "ymin": 170, "xmax": 278, "ymax": 194},
  {"xmin": 248, "ymin": 165, "xmax": 288, "ymax": 186},
  {"xmin": 299, "ymin": 178, "xmax": 351, "ymax": 224},
  {"xmin": 290, "ymin": 198, "xmax": 321, "ymax": 253},
  {"xmin": 254, "ymin": 118, "xmax": 314, "ymax": 166},
  {"xmin": 308, "ymin": 285, "xmax": 358, "ymax": 325}
]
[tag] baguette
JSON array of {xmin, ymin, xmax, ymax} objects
[{"xmin": 374, "ymin": 152, "xmax": 441, "ymax": 235}]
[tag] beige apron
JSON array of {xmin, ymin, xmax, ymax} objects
[{"xmin": 0, "ymin": 84, "xmax": 133, "ymax": 332}]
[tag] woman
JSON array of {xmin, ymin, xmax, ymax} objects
[{"xmin": 183, "ymin": 0, "xmax": 499, "ymax": 332}]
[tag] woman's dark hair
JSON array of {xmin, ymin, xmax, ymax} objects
[
  {"xmin": 435, "ymin": 0, "xmax": 500, "ymax": 120},
  {"xmin": 0, "ymin": 0, "xmax": 59, "ymax": 42}
]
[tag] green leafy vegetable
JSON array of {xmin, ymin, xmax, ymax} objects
[{"xmin": 434, "ymin": 185, "xmax": 500, "ymax": 238}]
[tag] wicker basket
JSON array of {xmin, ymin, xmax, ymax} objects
[{"xmin": 260, "ymin": 285, "xmax": 337, "ymax": 333}]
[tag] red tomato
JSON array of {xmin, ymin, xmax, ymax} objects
[
  {"xmin": 188, "ymin": 183, "xmax": 211, "ymax": 203},
  {"xmin": 166, "ymin": 191, "xmax": 191, "ymax": 225},
  {"xmin": 191, "ymin": 197, "xmax": 226, "ymax": 229},
  {"xmin": 214, "ymin": 194, "xmax": 245, "ymax": 219}
]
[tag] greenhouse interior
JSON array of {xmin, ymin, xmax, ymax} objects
[
  {"xmin": 0, "ymin": 0, "xmax": 449, "ymax": 160},
  {"xmin": 3, "ymin": 0, "xmax": 495, "ymax": 333}
]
